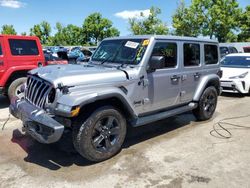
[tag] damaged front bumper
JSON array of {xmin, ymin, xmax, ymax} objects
[{"xmin": 9, "ymin": 98, "xmax": 64, "ymax": 144}]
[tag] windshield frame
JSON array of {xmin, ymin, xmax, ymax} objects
[{"xmin": 91, "ymin": 38, "xmax": 149, "ymax": 65}]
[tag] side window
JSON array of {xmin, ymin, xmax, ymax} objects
[
  {"xmin": 230, "ymin": 47, "xmax": 238, "ymax": 53},
  {"xmin": 204, "ymin": 44, "xmax": 218, "ymax": 65},
  {"xmin": 220, "ymin": 47, "xmax": 229, "ymax": 54},
  {"xmin": 151, "ymin": 42, "xmax": 177, "ymax": 68},
  {"xmin": 9, "ymin": 39, "xmax": 39, "ymax": 56},
  {"xmin": 184, "ymin": 43, "xmax": 200, "ymax": 67},
  {"xmin": 0, "ymin": 44, "xmax": 2, "ymax": 55}
]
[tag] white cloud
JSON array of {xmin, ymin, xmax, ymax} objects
[
  {"xmin": 0, "ymin": 0, "xmax": 26, "ymax": 8},
  {"xmin": 115, "ymin": 9, "xmax": 150, "ymax": 20}
]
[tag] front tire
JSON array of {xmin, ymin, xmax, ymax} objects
[
  {"xmin": 193, "ymin": 86, "xmax": 218, "ymax": 121},
  {"xmin": 73, "ymin": 106, "xmax": 127, "ymax": 162},
  {"xmin": 8, "ymin": 77, "xmax": 27, "ymax": 100}
]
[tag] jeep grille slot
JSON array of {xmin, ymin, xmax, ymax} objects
[{"xmin": 25, "ymin": 76, "xmax": 52, "ymax": 108}]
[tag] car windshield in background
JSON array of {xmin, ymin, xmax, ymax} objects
[
  {"xmin": 221, "ymin": 56, "xmax": 250, "ymax": 68},
  {"xmin": 91, "ymin": 39, "xmax": 149, "ymax": 65}
]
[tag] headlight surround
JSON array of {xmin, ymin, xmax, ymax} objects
[
  {"xmin": 56, "ymin": 103, "xmax": 72, "ymax": 112},
  {"xmin": 56, "ymin": 103, "xmax": 80, "ymax": 117},
  {"xmin": 229, "ymin": 72, "xmax": 248, "ymax": 79}
]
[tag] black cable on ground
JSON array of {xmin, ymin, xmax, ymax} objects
[
  {"xmin": 1, "ymin": 113, "xmax": 10, "ymax": 130},
  {"xmin": 210, "ymin": 114, "xmax": 250, "ymax": 139}
]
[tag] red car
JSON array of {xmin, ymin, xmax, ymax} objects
[{"xmin": 0, "ymin": 35, "xmax": 67, "ymax": 99}]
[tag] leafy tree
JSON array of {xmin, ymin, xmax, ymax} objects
[
  {"xmin": 51, "ymin": 23, "xmax": 85, "ymax": 46},
  {"xmin": 1, "ymin": 25, "xmax": 17, "ymax": 35},
  {"xmin": 83, "ymin": 13, "xmax": 120, "ymax": 44},
  {"xmin": 172, "ymin": 0, "xmax": 242, "ymax": 42},
  {"xmin": 21, "ymin": 32, "xmax": 27, "ymax": 36},
  {"xmin": 129, "ymin": 7, "xmax": 168, "ymax": 35},
  {"xmin": 238, "ymin": 6, "xmax": 250, "ymax": 42},
  {"xmin": 172, "ymin": 1, "xmax": 201, "ymax": 37},
  {"xmin": 30, "ymin": 21, "xmax": 51, "ymax": 44}
]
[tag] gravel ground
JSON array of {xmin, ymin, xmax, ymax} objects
[{"xmin": 0, "ymin": 94, "xmax": 250, "ymax": 188}]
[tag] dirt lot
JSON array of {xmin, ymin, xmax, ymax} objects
[{"xmin": 0, "ymin": 94, "xmax": 250, "ymax": 188}]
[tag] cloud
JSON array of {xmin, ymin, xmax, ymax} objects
[
  {"xmin": 115, "ymin": 9, "xmax": 150, "ymax": 20},
  {"xmin": 0, "ymin": 0, "xmax": 26, "ymax": 8}
]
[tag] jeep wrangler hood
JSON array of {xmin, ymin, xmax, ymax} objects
[{"xmin": 29, "ymin": 64, "xmax": 128, "ymax": 87}]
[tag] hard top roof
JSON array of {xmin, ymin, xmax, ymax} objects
[{"xmin": 104, "ymin": 35, "xmax": 218, "ymax": 43}]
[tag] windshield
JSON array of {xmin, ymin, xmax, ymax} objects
[
  {"xmin": 221, "ymin": 56, "xmax": 250, "ymax": 68},
  {"xmin": 91, "ymin": 39, "xmax": 149, "ymax": 65}
]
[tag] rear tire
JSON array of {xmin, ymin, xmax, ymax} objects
[
  {"xmin": 72, "ymin": 106, "xmax": 127, "ymax": 162},
  {"xmin": 193, "ymin": 86, "xmax": 218, "ymax": 121},
  {"xmin": 8, "ymin": 77, "xmax": 27, "ymax": 100}
]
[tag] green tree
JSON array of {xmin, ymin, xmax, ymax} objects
[
  {"xmin": 30, "ymin": 21, "xmax": 51, "ymax": 44},
  {"xmin": 1, "ymin": 25, "xmax": 17, "ymax": 35},
  {"xmin": 172, "ymin": 1, "xmax": 201, "ymax": 37},
  {"xmin": 172, "ymin": 0, "xmax": 242, "ymax": 42},
  {"xmin": 129, "ymin": 7, "xmax": 168, "ymax": 35},
  {"xmin": 83, "ymin": 13, "xmax": 120, "ymax": 44},
  {"xmin": 238, "ymin": 5, "xmax": 250, "ymax": 42},
  {"xmin": 52, "ymin": 23, "xmax": 85, "ymax": 46},
  {"xmin": 21, "ymin": 32, "xmax": 27, "ymax": 36}
]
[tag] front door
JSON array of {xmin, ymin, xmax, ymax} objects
[{"xmin": 146, "ymin": 41, "xmax": 181, "ymax": 112}]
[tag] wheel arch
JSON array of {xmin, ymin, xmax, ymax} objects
[{"xmin": 193, "ymin": 75, "xmax": 221, "ymax": 102}]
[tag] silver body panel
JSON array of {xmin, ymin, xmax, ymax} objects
[{"xmin": 10, "ymin": 35, "xmax": 221, "ymax": 143}]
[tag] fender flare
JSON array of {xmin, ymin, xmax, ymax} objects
[{"xmin": 193, "ymin": 74, "xmax": 221, "ymax": 101}]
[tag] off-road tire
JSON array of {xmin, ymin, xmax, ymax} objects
[
  {"xmin": 72, "ymin": 106, "xmax": 127, "ymax": 162},
  {"xmin": 8, "ymin": 77, "xmax": 27, "ymax": 100},
  {"xmin": 193, "ymin": 86, "xmax": 218, "ymax": 121}
]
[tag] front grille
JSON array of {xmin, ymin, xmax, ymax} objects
[{"xmin": 25, "ymin": 76, "xmax": 53, "ymax": 108}]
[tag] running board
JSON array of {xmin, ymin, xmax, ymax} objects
[{"xmin": 131, "ymin": 102, "xmax": 197, "ymax": 127}]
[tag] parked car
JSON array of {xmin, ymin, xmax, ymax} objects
[
  {"xmin": 220, "ymin": 53, "xmax": 250, "ymax": 94},
  {"xmin": 219, "ymin": 46, "xmax": 238, "ymax": 58},
  {"xmin": 68, "ymin": 47, "xmax": 92, "ymax": 64},
  {"xmin": 10, "ymin": 35, "xmax": 221, "ymax": 162},
  {"xmin": 0, "ymin": 35, "xmax": 68, "ymax": 99},
  {"xmin": 43, "ymin": 50, "xmax": 68, "ymax": 65}
]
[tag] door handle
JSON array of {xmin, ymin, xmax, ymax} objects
[
  {"xmin": 194, "ymin": 72, "xmax": 201, "ymax": 79},
  {"xmin": 170, "ymin": 75, "xmax": 180, "ymax": 82}
]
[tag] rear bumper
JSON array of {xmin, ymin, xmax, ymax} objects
[{"xmin": 9, "ymin": 98, "xmax": 64, "ymax": 144}]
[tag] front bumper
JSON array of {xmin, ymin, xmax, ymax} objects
[
  {"xmin": 220, "ymin": 79, "xmax": 248, "ymax": 94},
  {"xmin": 9, "ymin": 98, "xmax": 64, "ymax": 144}
]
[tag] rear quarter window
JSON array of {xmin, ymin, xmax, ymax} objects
[
  {"xmin": 0, "ymin": 44, "xmax": 2, "ymax": 55},
  {"xmin": 205, "ymin": 44, "xmax": 218, "ymax": 65},
  {"xmin": 9, "ymin": 39, "xmax": 39, "ymax": 56}
]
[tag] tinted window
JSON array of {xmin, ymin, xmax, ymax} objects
[
  {"xmin": 151, "ymin": 42, "xmax": 177, "ymax": 68},
  {"xmin": 0, "ymin": 44, "xmax": 2, "ymax": 55},
  {"xmin": 9, "ymin": 39, "xmax": 39, "ymax": 56},
  {"xmin": 229, "ymin": 47, "xmax": 238, "ymax": 53},
  {"xmin": 184, "ymin": 43, "xmax": 200, "ymax": 66},
  {"xmin": 220, "ymin": 47, "xmax": 229, "ymax": 54},
  {"xmin": 205, "ymin": 45, "xmax": 218, "ymax": 65},
  {"xmin": 221, "ymin": 56, "xmax": 250, "ymax": 68}
]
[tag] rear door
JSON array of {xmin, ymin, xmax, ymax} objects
[
  {"xmin": 180, "ymin": 42, "xmax": 202, "ymax": 103},
  {"xmin": 0, "ymin": 37, "xmax": 6, "ymax": 85}
]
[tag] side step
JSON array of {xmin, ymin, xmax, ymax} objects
[{"xmin": 131, "ymin": 102, "xmax": 198, "ymax": 127}]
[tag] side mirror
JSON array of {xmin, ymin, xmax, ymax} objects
[{"xmin": 148, "ymin": 56, "xmax": 165, "ymax": 72}]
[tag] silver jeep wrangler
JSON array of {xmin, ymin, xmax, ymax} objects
[{"xmin": 10, "ymin": 36, "xmax": 221, "ymax": 162}]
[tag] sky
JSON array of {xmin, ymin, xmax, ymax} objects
[{"xmin": 0, "ymin": 0, "xmax": 249, "ymax": 36}]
